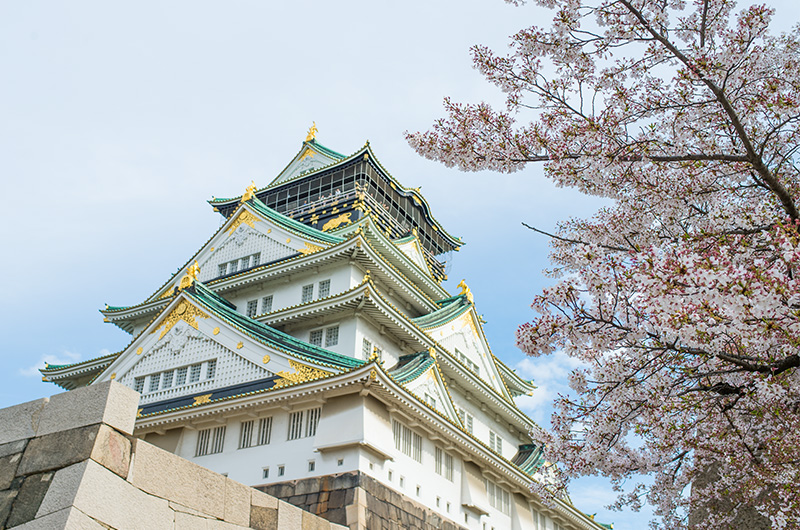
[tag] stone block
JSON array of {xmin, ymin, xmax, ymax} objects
[
  {"xmin": 37, "ymin": 460, "xmax": 173, "ymax": 529},
  {"xmin": 170, "ymin": 501, "xmax": 207, "ymax": 516},
  {"xmin": 91, "ymin": 423, "xmax": 131, "ymax": 478},
  {"xmin": 332, "ymin": 472, "xmax": 358, "ymax": 490},
  {"xmin": 0, "ymin": 453, "xmax": 21, "ymax": 489},
  {"xmin": 296, "ymin": 477, "xmax": 320, "ymax": 496},
  {"xmin": 36, "ymin": 381, "xmax": 139, "ymax": 437},
  {"xmin": 324, "ymin": 507, "xmax": 347, "ymax": 526},
  {"xmin": 6, "ymin": 472, "xmax": 54, "ymax": 527},
  {"xmin": 277, "ymin": 499, "xmax": 303, "ymax": 529},
  {"xmin": 0, "ymin": 489, "xmax": 18, "ymax": 527},
  {"xmin": 223, "ymin": 477, "xmax": 251, "ymax": 527},
  {"xmin": 251, "ymin": 488, "xmax": 278, "ymax": 510},
  {"xmin": 303, "ymin": 509, "xmax": 332, "ymax": 530},
  {"xmin": 250, "ymin": 505, "xmax": 278, "ymax": 530},
  {"xmin": 128, "ymin": 438, "xmax": 226, "ymax": 520},
  {"xmin": 175, "ymin": 510, "xmax": 211, "ymax": 530},
  {"xmin": 0, "ymin": 398, "xmax": 47, "ymax": 445},
  {"xmin": 11, "ymin": 506, "xmax": 107, "ymax": 530},
  {"xmin": 0, "ymin": 439, "xmax": 28, "ymax": 459},
  {"xmin": 17, "ymin": 424, "xmax": 100, "ymax": 476}
]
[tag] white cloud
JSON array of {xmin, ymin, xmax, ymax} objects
[{"xmin": 19, "ymin": 350, "xmax": 84, "ymax": 377}]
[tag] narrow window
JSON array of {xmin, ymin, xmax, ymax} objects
[
  {"xmin": 388, "ymin": 470, "xmax": 393, "ymax": 481},
  {"xmin": 252, "ymin": 252, "xmax": 261, "ymax": 266},
  {"xmin": 262, "ymin": 467, "xmax": 269, "ymax": 479},
  {"xmin": 466, "ymin": 413, "xmax": 474, "ymax": 434},
  {"xmin": 261, "ymin": 295, "xmax": 273, "ymax": 313},
  {"xmin": 134, "ymin": 377, "xmax": 144, "ymax": 394},
  {"xmin": 176, "ymin": 366, "xmax": 188, "ymax": 386},
  {"xmin": 278, "ymin": 465, "xmax": 285, "ymax": 476},
  {"xmin": 239, "ymin": 420, "xmax": 254, "ymax": 449},
  {"xmin": 301, "ymin": 284, "xmax": 314, "ymax": 303},
  {"xmin": 362, "ymin": 338, "xmax": 372, "ymax": 358},
  {"xmin": 288, "ymin": 411, "xmax": 304, "ymax": 440},
  {"xmin": 206, "ymin": 359, "xmax": 216, "ymax": 380},
  {"xmin": 189, "ymin": 364, "xmax": 202, "ymax": 383},
  {"xmin": 324, "ymin": 326, "xmax": 339, "ymax": 347},
  {"xmin": 305, "ymin": 407, "xmax": 321, "ymax": 437},
  {"xmin": 435, "ymin": 446, "xmax": 443, "ymax": 475},
  {"xmin": 308, "ymin": 460, "xmax": 315, "ymax": 472},
  {"xmin": 246, "ymin": 299, "xmax": 258, "ymax": 318},
  {"xmin": 416, "ymin": 485, "xmax": 421, "ymax": 496},
  {"xmin": 149, "ymin": 373, "xmax": 161, "ymax": 392},
  {"xmin": 399, "ymin": 476, "xmax": 405, "ymax": 488},
  {"xmin": 309, "ymin": 330, "xmax": 323, "ymax": 347},
  {"xmin": 162, "ymin": 370, "xmax": 174, "ymax": 389},
  {"xmin": 240, "ymin": 256, "xmax": 251, "ymax": 269},
  {"xmin": 338, "ymin": 458, "xmax": 344, "ymax": 467},
  {"xmin": 210, "ymin": 425, "xmax": 226, "ymax": 454},
  {"xmin": 257, "ymin": 417, "xmax": 272, "ymax": 445},
  {"xmin": 392, "ymin": 420, "xmax": 423, "ymax": 462},
  {"xmin": 195, "ymin": 429, "xmax": 211, "ymax": 456},
  {"xmin": 229, "ymin": 260, "xmax": 238, "ymax": 273},
  {"xmin": 318, "ymin": 279, "xmax": 330, "ymax": 298},
  {"xmin": 445, "ymin": 453, "xmax": 454, "ymax": 481},
  {"xmin": 218, "ymin": 263, "xmax": 228, "ymax": 277}
]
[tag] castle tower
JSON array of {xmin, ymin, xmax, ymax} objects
[{"xmin": 42, "ymin": 129, "xmax": 609, "ymax": 530}]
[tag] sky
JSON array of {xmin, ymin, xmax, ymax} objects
[{"xmin": 0, "ymin": 2, "xmax": 795, "ymax": 528}]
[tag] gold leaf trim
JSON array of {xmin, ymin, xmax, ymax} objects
[
  {"xmin": 193, "ymin": 394, "xmax": 212, "ymax": 406},
  {"xmin": 274, "ymin": 360, "xmax": 332, "ymax": 388},
  {"xmin": 228, "ymin": 210, "xmax": 259, "ymax": 235},
  {"xmin": 151, "ymin": 300, "xmax": 209, "ymax": 340}
]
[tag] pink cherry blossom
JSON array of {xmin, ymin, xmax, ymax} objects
[{"xmin": 408, "ymin": 1, "xmax": 800, "ymax": 528}]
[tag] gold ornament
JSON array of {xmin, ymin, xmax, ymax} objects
[
  {"xmin": 227, "ymin": 210, "xmax": 259, "ymax": 235},
  {"xmin": 274, "ymin": 360, "xmax": 332, "ymax": 388},
  {"xmin": 262, "ymin": 355, "xmax": 271, "ymax": 364},
  {"xmin": 322, "ymin": 212, "xmax": 352, "ymax": 232},
  {"xmin": 305, "ymin": 122, "xmax": 318, "ymax": 142},
  {"xmin": 299, "ymin": 242, "xmax": 324, "ymax": 255},
  {"xmin": 152, "ymin": 300, "xmax": 209, "ymax": 340},
  {"xmin": 193, "ymin": 394, "xmax": 212, "ymax": 406},
  {"xmin": 240, "ymin": 181, "xmax": 257, "ymax": 203}
]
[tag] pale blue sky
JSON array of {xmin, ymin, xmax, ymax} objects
[{"xmin": 1, "ymin": 2, "xmax": 794, "ymax": 528}]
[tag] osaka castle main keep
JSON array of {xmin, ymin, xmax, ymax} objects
[{"xmin": 41, "ymin": 128, "xmax": 609, "ymax": 530}]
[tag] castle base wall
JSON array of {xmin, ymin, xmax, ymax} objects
[{"xmin": 257, "ymin": 471, "xmax": 466, "ymax": 530}]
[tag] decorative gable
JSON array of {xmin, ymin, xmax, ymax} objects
[
  {"xmin": 393, "ymin": 235, "xmax": 430, "ymax": 275},
  {"xmin": 269, "ymin": 141, "xmax": 344, "ymax": 186},
  {"xmin": 429, "ymin": 311, "xmax": 509, "ymax": 398}
]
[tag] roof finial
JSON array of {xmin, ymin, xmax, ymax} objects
[
  {"xmin": 457, "ymin": 279, "xmax": 474, "ymax": 303},
  {"xmin": 241, "ymin": 181, "xmax": 256, "ymax": 203},
  {"xmin": 305, "ymin": 122, "xmax": 318, "ymax": 142},
  {"xmin": 179, "ymin": 261, "xmax": 201, "ymax": 290}
]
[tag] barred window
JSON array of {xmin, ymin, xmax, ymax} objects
[
  {"xmin": 435, "ymin": 447, "xmax": 454, "ymax": 481},
  {"xmin": 229, "ymin": 260, "xmax": 238, "ymax": 273},
  {"xmin": 252, "ymin": 252, "xmax": 261, "ymax": 266},
  {"xmin": 288, "ymin": 411, "xmax": 304, "ymax": 440},
  {"xmin": 489, "ymin": 430, "xmax": 502, "ymax": 454},
  {"xmin": 246, "ymin": 299, "xmax": 258, "ymax": 318},
  {"xmin": 301, "ymin": 284, "xmax": 314, "ymax": 303},
  {"xmin": 134, "ymin": 377, "xmax": 144, "ymax": 394},
  {"xmin": 240, "ymin": 255, "xmax": 251, "ymax": 269},
  {"xmin": 309, "ymin": 330, "xmax": 323, "ymax": 347},
  {"xmin": 206, "ymin": 360, "xmax": 216, "ymax": 380},
  {"xmin": 239, "ymin": 420, "xmax": 254, "ymax": 449},
  {"xmin": 176, "ymin": 366, "xmax": 188, "ymax": 386},
  {"xmin": 362, "ymin": 338, "xmax": 372, "ymax": 358},
  {"xmin": 149, "ymin": 373, "xmax": 160, "ymax": 392},
  {"xmin": 318, "ymin": 279, "xmax": 330, "ymax": 298},
  {"xmin": 162, "ymin": 370, "xmax": 174, "ymax": 389},
  {"xmin": 218, "ymin": 264, "xmax": 228, "ymax": 276},
  {"xmin": 210, "ymin": 426, "xmax": 226, "ymax": 454},
  {"xmin": 324, "ymin": 326, "xmax": 339, "ymax": 347},
  {"xmin": 261, "ymin": 295, "xmax": 273, "ymax": 313},
  {"xmin": 189, "ymin": 363, "xmax": 202, "ymax": 383},
  {"xmin": 305, "ymin": 408, "xmax": 321, "ymax": 437},
  {"xmin": 486, "ymin": 479, "xmax": 511, "ymax": 515},
  {"xmin": 196, "ymin": 429, "xmax": 210, "ymax": 457},
  {"xmin": 392, "ymin": 420, "xmax": 422, "ymax": 462},
  {"xmin": 257, "ymin": 417, "xmax": 272, "ymax": 445},
  {"xmin": 288, "ymin": 409, "xmax": 321, "ymax": 440}
]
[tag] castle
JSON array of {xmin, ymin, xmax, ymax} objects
[{"xmin": 41, "ymin": 127, "xmax": 608, "ymax": 530}]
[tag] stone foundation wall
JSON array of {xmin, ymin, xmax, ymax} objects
[
  {"xmin": 258, "ymin": 471, "xmax": 466, "ymax": 530},
  {"xmin": 0, "ymin": 381, "xmax": 344, "ymax": 530}
]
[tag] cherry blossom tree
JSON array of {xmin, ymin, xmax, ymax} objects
[{"xmin": 407, "ymin": 1, "xmax": 800, "ymax": 528}]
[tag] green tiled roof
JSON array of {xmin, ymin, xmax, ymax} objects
[
  {"xmin": 511, "ymin": 443, "xmax": 547, "ymax": 475},
  {"xmin": 306, "ymin": 139, "xmax": 345, "ymax": 159},
  {"xmin": 247, "ymin": 197, "xmax": 344, "ymax": 245},
  {"xmin": 188, "ymin": 282, "xmax": 362, "ymax": 370},
  {"xmin": 388, "ymin": 351, "xmax": 435, "ymax": 384},
  {"xmin": 410, "ymin": 294, "xmax": 472, "ymax": 329}
]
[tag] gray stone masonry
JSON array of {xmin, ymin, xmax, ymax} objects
[
  {"xmin": 0, "ymin": 381, "xmax": 345, "ymax": 530},
  {"xmin": 258, "ymin": 471, "xmax": 467, "ymax": 530}
]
